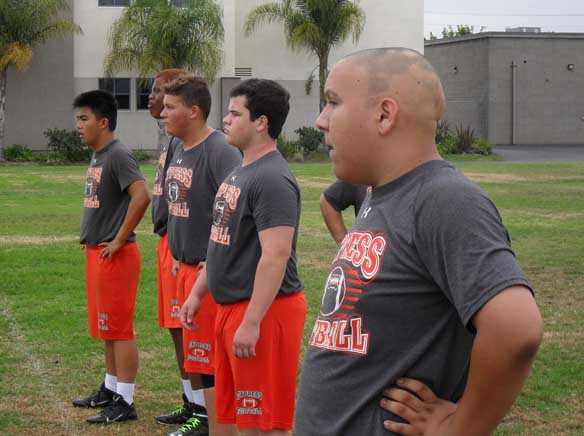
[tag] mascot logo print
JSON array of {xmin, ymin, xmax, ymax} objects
[{"xmin": 321, "ymin": 267, "xmax": 346, "ymax": 316}]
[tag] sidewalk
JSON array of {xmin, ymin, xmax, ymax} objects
[{"xmin": 493, "ymin": 144, "xmax": 584, "ymax": 162}]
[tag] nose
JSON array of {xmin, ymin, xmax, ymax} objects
[{"xmin": 315, "ymin": 108, "xmax": 329, "ymax": 132}]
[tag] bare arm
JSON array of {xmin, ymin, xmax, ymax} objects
[
  {"xmin": 180, "ymin": 262, "xmax": 209, "ymax": 330},
  {"xmin": 320, "ymin": 193, "xmax": 347, "ymax": 246},
  {"xmin": 233, "ymin": 225, "xmax": 295, "ymax": 359},
  {"xmin": 99, "ymin": 179, "xmax": 151, "ymax": 259},
  {"xmin": 382, "ymin": 285, "xmax": 543, "ymax": 436}
]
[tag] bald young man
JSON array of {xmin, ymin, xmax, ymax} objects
[{"xmin": 295, "ymin": 48, "xmax": 543, "ymax": 436}]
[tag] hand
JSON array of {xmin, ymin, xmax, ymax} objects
[
  {"xmin": 380, "ymin": 378, "xmax": 457, "ymax": 435},
  {"xmin": 233, "ymin": 320, "xmax": 260, "ymax": 359},
  {"xmin": 180, "ymin": 294, "xmax": 201, "ymax": 331},
  {"xmin": 172, "ymin": 258, "xmax": 180, "ymax": 277},
  {"xmin": 98, "ymin": 239, "xmax": 124, "ymax": 260}
]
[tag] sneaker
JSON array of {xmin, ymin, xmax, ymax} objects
[
  {"xmin": 72, "ymin": 383, "xmax": 115, "ymax": 408},
  {"xmin": 86, "ymin": 393, "xmax": 138, "ymax": 424},
  {"xmin": 156, "ymin": 394, "xmax": 200, "ymax": 425},
  {"xmin": 166, "ymin": 415, "xmax": 209, "ymax": 436}
]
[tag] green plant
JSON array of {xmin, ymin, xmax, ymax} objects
[
  {"xmin": 454, "ymin": 124, "xmax": 476, "ymax": 154},
  {"xmin": 4, "ymin": 144, "xmax": 33, "ymax": 161},
  {"xmin": 471, "ymin": 138, "xmax": 493, "ymax": 156},
  {"xmin": 44, "ymin": 128, "xmax": 91, "ymax": 162},
  {"xmin": 132, "ymin": 149, "xmax": 151, "ymax": 162},
  {"xmin": 295, "ymin": 126, "xmax": 323, "ymax": 158},
  {"xmin": 436, "ymin": 120, "xmax": 451, "ymax": 144},
  {"xmin": 437, "ymin": 135, "xmax": 457, "ymax": 156},
  {"xmin": 277, "ymin": 133, "xmax": 298, "ymax": 159}
]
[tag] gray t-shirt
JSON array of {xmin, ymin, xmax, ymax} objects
[
  {"xmin": 166, "ymin": 130, "xmax": 242, "ymax": 264},
  {"xmin": 295, "ymin": 160, "xmax": 532, "ymax": 436},
  {"xmin": 323, "ymin": 179, "xmax": 368, "ymax": 217},
  {"xmin": 80, "ymin": 139, "xmax": 145, "ymax": 247},
  {"xmin": 206, "ymin": 150, "xmax": 304, "ymax": 304},
  {"xmin": 152, "ymin": 134, "xmax": 179, "ymax": 236}
]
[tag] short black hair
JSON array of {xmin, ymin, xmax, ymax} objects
[
  {"xmin": 73, "ymin": 90, "xmax": 118, "ymax": 131},
  {"xmin": 230, "ymin": 79, "xmax": 290, "ymax": 139},
  {"xmin": 163, "ymin": 74, "xmax": 212, "ymax": 121}
]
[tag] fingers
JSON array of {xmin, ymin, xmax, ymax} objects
[
  {"xmin": 382, "ymin": 387, "xmax": 423, "ymax": 413},
  {"xmin": 233, "ymin": 343, "xmax": 256, "ymax": 359},
  {"xmin": 382, "ymin": 419, "xmax": 415, "ymax": 435},
  {"xmin": 395, "ymin": 378, "xmax": 437, "ymax": 402}
]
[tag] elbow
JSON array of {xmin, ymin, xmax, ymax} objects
[{"xmin": 511, "ymin": 313, "xmax": 544, "ymax": 362}]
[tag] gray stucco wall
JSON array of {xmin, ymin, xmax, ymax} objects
[
  {"xmin": 426, "ymin": 34, "xmax": 584, "ymax": 145},
  {"xmin": 425, "ymin": 38, "xmax": 490, "ymax": 140},
  {"xmin": 6, "ymin": 36, "xmax": 75, "ymax": 150}
]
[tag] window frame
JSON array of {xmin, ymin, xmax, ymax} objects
[{"xmin": 98, "ymin": 78, "xmax": 132, "ymax": 111}]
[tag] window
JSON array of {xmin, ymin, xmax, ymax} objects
[
  {"xmin": 171, "ymin": 0, "xmax": 189, "ymax": 6},
  {"xmin": 98, "ymin": 78, "xmax": 131, "ymax": 110},
  {"xmin": 98, "ymin": 0, "xmax": 131, "ymax": 6},
  {"xmin": 136, "ymin": 78, "xmax": 154, "ymax": 110}
]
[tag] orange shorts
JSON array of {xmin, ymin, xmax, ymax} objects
[
  {"xmin": 85, "ymin": 242, "xmax": 140, "ymax": 340},
  {"xmin": 157, "ymin": 234, "xmax": 181, "ymax": 328},
  {"xmin": 177, "ymin": 262, "xmax": 217, "ymax": 375},
  {"xmin": 215, "ymin": 292, "xmax": 307, "ymax": 430}
]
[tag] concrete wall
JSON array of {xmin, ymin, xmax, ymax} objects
[
  {"xmin": 425, "ymin": 38, "xmax": 490, "ymax": 140},
  {"xmin": 426, "ymin": 33, "xmax": 584, "ymax": 145},
  {"xmin": 5, "ymin": 36, "xmax": 75, "ymax": 149}
]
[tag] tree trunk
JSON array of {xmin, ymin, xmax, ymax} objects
[
  {"xmin": 0, "ymin": 67, "xmax": 7, "ymax": 162},
  {"xmin": 318, "ymin": 52, "xmax": 329, "ymax": 113}
]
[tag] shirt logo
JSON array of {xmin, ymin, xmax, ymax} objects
[
  {"xmin": 166, "ymin": 166, "xmax": 193, "ymax": 218},
  {"xmin": 84, "ymin": 166, "xmax": 102, "ymax": 209},
  {"xmin": 361, "ymin": 206, "xmax": 372, "ymax": 218},
  {"xmin": 236, "ymin": 391, "xmax": 263, "ymax": 416},
  {"xmin": 210, "ymin": 182, "xmax": 241, "ymax": 246}
]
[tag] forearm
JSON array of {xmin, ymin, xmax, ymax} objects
[
  {"xmin": 189, "ymin": 263, "xmax": 209, "ymax": 301},
  {"xmin": 242, "ymin": 254, "xmax": 288, "ymax": 326},
  {"xmin": 320, "ymin": 195, "xmax": 347, "ymax": 245},
  {"xmin": 113, "ymin": 193, "xmax": 150, "ymax": 243},
  {"xmin": 448, "ymin": 326, "xmax": 540, "ymax": 435}
]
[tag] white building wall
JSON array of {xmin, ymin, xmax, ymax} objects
[{"xmin": 69, "ymin": 0, "xmax": 423, "ymax": 149}]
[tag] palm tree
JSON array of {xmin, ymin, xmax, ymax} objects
[
  {"xmin": 245, "ymin": 0, "xmax": 365, "ymax": 111},
  {"xmin": 0, "ymin": 0, "xmax": 82, "ymax": 161},
  {"xmin": 104, "ymin": 0, "xmax": 224, "ymax": 83}
]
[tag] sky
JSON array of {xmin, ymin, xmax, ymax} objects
[{"xmin": 424, "ymin": 0, "xmax": 584, "ymax": 37}]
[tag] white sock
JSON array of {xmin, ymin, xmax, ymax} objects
[
  {"xmin": 116, "ymin": 382, "xmax": 135, "ymax": 405},
  {"xmin": 182, "ymin": 379, "xmax": 194, "ymax": 403},
  {"xmin": 104, "ymin": 373, "xmax": 117, "ymax": 392},
  {"xmin": 192, "ymin": 389, "xmax": 205, "ymax": 408}
]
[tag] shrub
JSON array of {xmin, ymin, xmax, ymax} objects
[
  {"xmin": 30, "ymin": 151, "xmax": 66, "ymax": 164},
  {"xmin": 294, "ymin": 126, "xmax": 323, "ymax": 158},
  {"xmin": 4, "ymin": 144, "xmax": 34, "ymax": 162},
  {"xmin": 437, "ymin": 134, "xmax": 457, "ymax": 156},
  {"xmin": 435, "ymin": 120, "xmax": 451, "ymax": 144},
  {"xmin": 132, "ymin": 149, "xmax": 151, "ymax": 162},
  {"xmin": 471, "ymin": 138, "xmax": 493, "ymax": 155},
  {"xmin": 44, "ymin": 128, "xmax": 92, "ymax": 162},
  {"xmin": 277, "ymin": 133, "xmax": 299, "ymax": 159},
  {"xmin": 453, "ymin": 125, "xmax": 476, "ymax": 154}
]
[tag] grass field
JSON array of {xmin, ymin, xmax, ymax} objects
[{"xmin": 0, "ymin": 161, "xmax": 583, "ymax": 435}]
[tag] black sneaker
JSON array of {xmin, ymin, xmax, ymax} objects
[
  {"xmin": 166, "ymin": 415, "xmax": 209, "ymax": 436},
  {"xmin": 156, "ymin": 393, "xmax": 200, "ymax": 425},
  {"xmin": 72, "ymin": 383, "xmax": 115, "ymax": 408},
  {"xmin": 86, "ymin": 394, "xmax": 138, "ymax": 424}
]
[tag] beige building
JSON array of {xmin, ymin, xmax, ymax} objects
[{"xmin": 8, "ymin": 0, "xmax": 423, "ymax": 150}]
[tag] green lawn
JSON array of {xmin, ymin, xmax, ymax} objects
[{"xmin": 0, "ymin": 161, "xmax": 583, "ymax": 435}]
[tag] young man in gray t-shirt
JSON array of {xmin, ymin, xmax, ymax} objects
[
  {"xmin": 295, "ymin": 49, "xmax": 543, "ymax": 436},
  {"xmin": 72, "ymin": 90, "xmax": 150, "ymax": 425},
  {"xmin": 181, "ymin": 79, "xmax": 306, "ymax": 436}
]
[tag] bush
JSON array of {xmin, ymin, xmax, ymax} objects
[
  {"xmin": 44, "ymin": 128, "xmax": 92, "ymax": 162},
  {"xmin": 437, "ymin": 134, "xmax": 457, "ymax": 156},
  {"xmin": 30, "ymin": 151, "xmax": 66, "ymax": 164},
  {"xmin": 470, "ymin": 138, "xmax": 493, "ymax": 155},
  {"xmin": 453, "ymin": 124, "xmax": 476, "ymax": 154},
  {"xmin": 4, "ymin": 144, "xmax": 33, "ymax": 162},
  {"xmin": 435, "ymin": 120, "xmax": 451, "ymax": 144},
  {"xmin": 277, "ymin": 133, "xmax": 299, "ymax": 159},
  {"xmin": 132, "ymin": 149, "xmax": 151, "ymax": 162},
  {"xmin": 294, "ymin": 126, "xmax": 323, "ymax": 158}
]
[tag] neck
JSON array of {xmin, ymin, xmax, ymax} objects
[
  {"xmin": 372, "ymin": 137, "xmax": 442, "ymax": 187},
  {"xmin": 242, "ymin": 139, "xmax": 277, "ymax": 166},
  {"xmin": 90, "ymin": 132, "xmax": 115, "ymax": 153},
  {"xmin": 181, "ymin": 125, "xmax": 213, "ymax": 151}
]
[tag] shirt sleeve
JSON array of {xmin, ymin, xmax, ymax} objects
[
  {"xmin": 209, "ymin": 142, "xmax": 242, "ymax": 190},
  {"xmin": 112, "ymin": 148, "xmax": 145, "ymax": 191},
  {"xmin": 413, "ymin": 178, "xmax": 533, "ymax": 330},
  {"xmin": 323, "ymin": 180, "xmax": 352, "ymax": 211},
  {"xmin": 251, "ymin": 169, "xmax": 300, "ymax": 232}
]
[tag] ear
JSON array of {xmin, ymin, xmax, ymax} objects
[
  {"xmin": 98, "ymin": 117, "xmax": 110, "ymax": 131},
  {"xmin": 189, "ymin": 105, "xmax": 201, "ymax": 120},
  {"xmin": 255, "ymin": 115, "xmax": 269, "ymax": 134},
  {"xmin": 378, "ymin": 97, "xmax": 399, "ymax": 136}
]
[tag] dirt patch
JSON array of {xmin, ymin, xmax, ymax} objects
[
  {"xmin": 0, "ymin": 235, "xmax": 78, "ymax": 245},
  {"xmin": 296, "ymin": 176, "xmax": 332, "ymax": 190}
]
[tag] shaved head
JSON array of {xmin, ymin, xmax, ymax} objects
[{"xmin": 345, "ymin": 48, "xmax": 445, "ymax": 122}]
